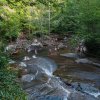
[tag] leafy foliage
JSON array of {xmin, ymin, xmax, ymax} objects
[
  {"xmin": 0, "ymin": 0, "xmax": 100, "ymax": 53},
  {"xmin": 0, "ymin": 51, "xmax": 26, "ymax": 99},
  {"xmin": 0, "ymin": 68, "xmax": 27, "ymax": 100}
]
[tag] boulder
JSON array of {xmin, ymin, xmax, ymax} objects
[
  {"xmin": 60, "ymin": 53, "xmax": 80, "ymax": 59},
  {"xmin": 68, "ymin": 91, "xmax": 97, "ymax": 100},
  {"xmin": 75, "ymin": 58, "xmax": 92, "ymax": 64},
  {"xmin": 72, "ymin": 82, "xmax": 100, "ymax": 99},
  {"xmin": 21, "ymin": 74, "xmax": 35, "ymax": 82}
]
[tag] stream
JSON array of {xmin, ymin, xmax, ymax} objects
[{"xmin": 10, "ymin": 48, "xmax": 100, "ymax": 100}]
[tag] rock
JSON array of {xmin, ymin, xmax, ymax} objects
[
  {"xmin": 21, "ymin": 74, "xmax": 35, "ymax": 82},
  {"xmin": 72, "ymin": 82, "xmax": 100, "ymax": 99},
  {"xmin": 23, "ymin": 56, "xmax": 30, "ymax": 61},
  {"xmin": 19, "ymin": 62, "xmax": 27, "ymax": 67},
  {"xmin": 92, "ymin": 63, "xmax": 100, "ymax": 67},
  {"xmin": 21, "ymin": 69, "xmax": 28, "ymax": 75},
  {"xmin": 75, "ymin": 58, "xmax": 92, "ymax": 64},
  {"xmin": 27, "ymin": 39, "xmax": 43, "ymax": 53},
  {"xmin": 58, "ymin": 43, "xmax": 66, "ymax": 49},
  {"xmin": 60, "ymin": 53, "xmax": 80, "ymax": 59},
  {"xmin": 32, "ymin": 55, "xmax": 37, "ymax": 58},
  {"xmin": 75, "ymin": 58, "xmax": 100, "ymax": 67},
  {"xmin": 5, "ymin": 44, "xmax": 16, "ymax": 53},
  {"xmin": 25, "ymin": 57, "xmax": 57, "ymax": 76},
  {"xmin": 68, "ymin": 91, "xmax": 97, "ymax": 100}
]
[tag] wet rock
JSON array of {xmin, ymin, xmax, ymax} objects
[
  {"xmin": 48, "ymin": 47, "xmax": 59, "ymax": 56},
  {"xmin": 19, "ymin": 62, "xmax": 27, "ymax": 67},
  {"xmin": 25, "ymin": 66, "xmax": 49, "ymax": 82},
  {"xmin": 97, "ymin": 95, "xmax": 100, "ymax": 99},
  {"xmin": 70, "ymin": 70, "xmax": 100, "ymax": 81},
  {"xmin": 27, "ymin": 39, "xmax": 43, "ymax": 53},
  {"xmin": 75, "ymin": 58, "xmax": 100, "ymax": 67},
  {"xmin": 32, "ymin": 55, "xmax": 37, "ymax": 58},
  {"xmin": 23, "ymin": 56, "xmax": 30, "ymax": 61},
  {"xmin": 72, "ymin": 82, "xmax": 100, "ymax": 98},
  {"xmin": 21, "ymin": 74, "xmax": 35, "ymax": 82},
  {"xmin": 24, "ymin": 57, "xmax": 57, "ymax": 76},
  {"xmin": 27, "ymin": 85, "xmax": 69, "ymax": 100},
  {"xmin": 60, "ymin": 53, "xmax": 80, "ymax": 59},
  {"xmin": 5, "ymin": 44, "xmax": 17, "ymax": 53},
  {"xmin": 75, "ymin": 58, "xmax": 92, "ymax": 64},
  {"xmin": 92, "ymin": 63, "xmax": 100, "ymax": 67},
  {"xmin": 68, "ymin": 91, "xmax": 97, "ymax": 100},
  {"xmin": 19, "ymin": 68, "xmax": 28, "ymax": 76}
]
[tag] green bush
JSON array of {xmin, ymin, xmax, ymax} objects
[
  {"xmin": 70, "ymin": 33, "xmax": 100, "ymax": 58},
  {"xmin": 0, "ymin": 53, "xmax": 27, "ymax": 100},
  {"xmin": 85, "ymin": 34, "xmax": 100, "ymax": 57}
]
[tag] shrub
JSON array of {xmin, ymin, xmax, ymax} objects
[
  {"xmin": 70, "ymin": 33, "xmax": 100, "ymax": 58},
  {"xmin": 0, "ymin": 52, "xmax": 27, "ymax": 100}
]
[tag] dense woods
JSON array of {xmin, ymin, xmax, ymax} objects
[
  {"xmin": 0, "ymin": 1, "xmax": 100, "ymax": 37},
  {"xmin": 0, "ymin": 0, "xmax": 100, "ymax": 99}
]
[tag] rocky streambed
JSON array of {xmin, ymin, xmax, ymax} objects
[
  {"xmin": 8, "ymin": 48, "xmax": 100, "ymax": 100},
  {"xmin": 6, "ymin": 36, "xmax": 100, "ymax": 100}
]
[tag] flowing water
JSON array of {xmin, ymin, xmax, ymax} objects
[{"xmin": 10, "ymin": 48, "xmax": 100, "ymax": 100}]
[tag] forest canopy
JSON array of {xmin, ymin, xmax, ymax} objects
[{"xmin": 0, "ymin": 0, "xmax": 100, "ymax": 55}]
